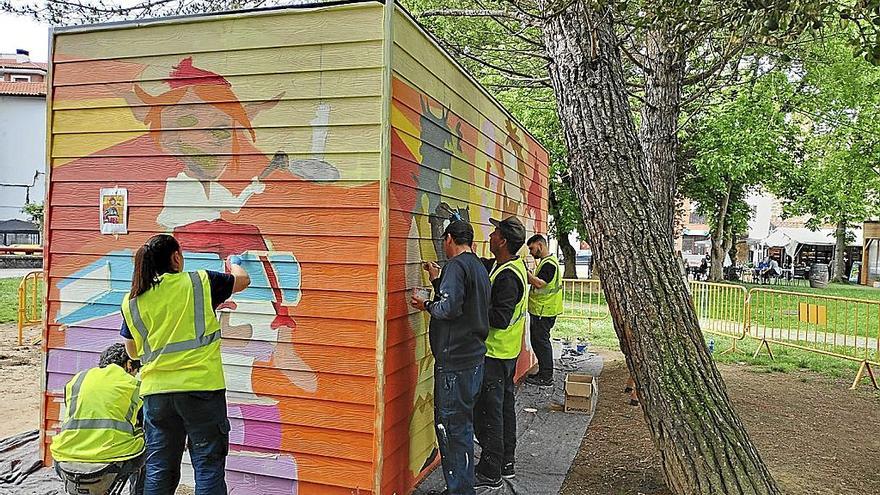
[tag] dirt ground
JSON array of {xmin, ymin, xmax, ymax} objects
[
  {"xmin": 561, "ymin": 351, "xmax": 880, "ymax": 495},
  {"xmin": 2, "ymin": 325, "xmax": 879, "ymax": 494},
  {"xmin": 0, "ymin": 323, "xmax": 41, "ymax": 439}
]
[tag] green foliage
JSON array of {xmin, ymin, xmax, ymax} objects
[
  {"xmin": 772, "ymin": 35, "xmax": 880, "ymax": 231},
  {"xmin": 681, "ymin": 73, "xmax": 796, "ymax": 236},
  {"xmin": 21, "ymin": 202, "xmax": 44, "ymax": 227}
]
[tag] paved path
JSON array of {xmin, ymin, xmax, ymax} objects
[{"xmin": 414, "ymin": 352, "xmax": 604, "ymax": 495}]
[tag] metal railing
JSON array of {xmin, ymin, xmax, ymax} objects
[
  {"xmin": 17, "ymin": 270, "xmax": 43, "ymax": 345},
  {"xmin": 747, "ymin": 287, "xmax": 879, "ymax": 389},
  {"xmin": 690, "ymin": 281, "xmax": 749, "ymax": 353},
  {"xmin": 559, "ymin": 278, "xmax": 879, "ymax": 390},
  {"xmin": 559, "ymin": 278, "xmax": 608, "ymax": 326}
]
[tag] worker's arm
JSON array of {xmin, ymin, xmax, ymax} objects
[
  {"xmin": 123, "ymin": 337, "xmax": 138, "ymax": 361},
  {"xmin": 528, "ymin": 262, "xmax": 555, "ymax": 289},
  {"xmin": 528, "ymin": 272, "xmax": 547, "ymax": 289},
  {"xmin": 227, "ymin": 256, "xmax": 251, "ymax": 293}
]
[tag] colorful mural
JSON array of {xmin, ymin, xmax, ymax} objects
[
  {"xmin": 45, "ymin": 4, "xmax": 385, "ymax": 494},
  {"xmin": 381, "ymin": 8, "xmax": 549, "ymax": 492},
  {"xmin": 43, "ymin": 3, "xmax": 548, "ymax": 494}
]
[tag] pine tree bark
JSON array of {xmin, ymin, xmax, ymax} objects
[
  {"xmin": 640, "ymin": 26, "xmax": 684, "ymax": 246},
  {"xmin": 541, "ymin": 3, "xmax": 781, "ymax": 494},
  {"xmin": 831, "ymin": 219, "xmax": 847, "ymax": 283}
]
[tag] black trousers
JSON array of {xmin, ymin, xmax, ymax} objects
[
  {"xmin": 530, "ymin": 314, "xmax": 556, "ymax": 380},
  {"xmin": 474, "ymin": 356, "xmax": 517, "ymax": 479}
]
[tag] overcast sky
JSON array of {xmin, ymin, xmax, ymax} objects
[{"xmin": 0, "ymin": 11, "xmax": 49, "ymax": 62}]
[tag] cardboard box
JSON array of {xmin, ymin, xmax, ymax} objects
[{"xmin": 564, "ymin": 373, "xmax": 599, "ymax": 414}]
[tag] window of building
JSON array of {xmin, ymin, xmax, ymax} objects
[
  {"xmin": 11, "ymin": 75, "xmax": 31, "ymax": 82},
  {"xmin": 689, "ymin": 211, "xmax": 707, "ymax": 224}
]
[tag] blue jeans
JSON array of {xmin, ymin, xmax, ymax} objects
[
  {"xmin": 143, "ymin": 390, "xmax": 229, "ymax": 495},
  {"xmin": 434, "ymin": 363, "xmax": 483, "ymax": 495}
]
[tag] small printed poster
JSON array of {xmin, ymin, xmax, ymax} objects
[{"xmin": 100, "ymin": 187, "xmax": 128, "ymax": 235}]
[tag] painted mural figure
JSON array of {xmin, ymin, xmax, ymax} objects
[{"xmin": 55, "ymin": 56, "xmax": 348, "ymax": 494}]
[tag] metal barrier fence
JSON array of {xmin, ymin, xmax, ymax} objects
[
  {"xmin": 559, "ymin": 279, "xmax": 608, "ymax": 331},
  {"xmin": 17, "ymin": 270, "xmax": 43, "ymax": 345},
  {"xmin": 747, "ymin": 287, "xmax": 879, "ymax": 389},
  {"xmin": 689, "ymin": 282, "xmax": 749, "ymax": 352},
  {"xmin": 559, "ymin": 278, "xmax": 879, "ymax": 389}
]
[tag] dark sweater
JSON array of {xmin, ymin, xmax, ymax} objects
[
  {"xmin": 427, "ymin": 252, "xmax": 491, "ymax": 371},
  {"xmin": 482, "ymin": 257, "xmax": 525, "ymax": 329}
]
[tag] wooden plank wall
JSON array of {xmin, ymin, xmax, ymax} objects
[
  {"xmin": 380, "ymin": 7, "xmax": 551, "ymax": 494},
  {"xmin": 44, "ymin": 4, "xmax": 386, "ymax": 494}
]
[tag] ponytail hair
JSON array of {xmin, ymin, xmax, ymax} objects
[{"xmin": 130, "ymin": 234, "xmax": 181, "ymax": 298}]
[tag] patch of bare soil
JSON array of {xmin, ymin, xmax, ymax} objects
[
  {"xmin": 0, "ymin": 323, "xmax": 42, "ymax": 439},
  {"xmin": 561, "ymin": 352, "xmax": 880, "ymax": 495}
]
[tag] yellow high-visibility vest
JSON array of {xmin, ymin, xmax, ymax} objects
[
  {"xmin": 50, "ymin": 365, "xmax": 144, "ymax": 463},
  {"xmin": 528, "ymin": 255, "xmax": 563, "ymax": 317},
  {"xmin": 486, "ymin": 258, "xmax": 529, "ymax": 359},
  {"xmin": 121, "ymin": 271, "xmax": 224, "ymax": 396}
]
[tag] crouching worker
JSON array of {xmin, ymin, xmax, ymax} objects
[{"xmin": 51, "ymin": 343, "xmax": 146, "ymax": 495}]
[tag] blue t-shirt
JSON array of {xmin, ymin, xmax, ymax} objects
[{"xmin": 120, "ymin": 270, "xmax": 235, "ymax": 339}]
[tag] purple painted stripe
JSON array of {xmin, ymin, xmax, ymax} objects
[
  {"xmin": 46, "ymin": 349, "xmax": 99, "ymax": 375},
  {"xmin": 226, "ymin": 452, "xmax": 298, "ymax": 480}
]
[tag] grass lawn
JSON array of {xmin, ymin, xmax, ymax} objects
[
  {"xmin": 552, "ymin": 305, "xmax": 866, "ymax": 382},
  {"xmin": 0, "ymin": 277, "xmax": 42, "ymax": 324}
]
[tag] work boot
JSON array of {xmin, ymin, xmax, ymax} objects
[
  {"xmin": 474, "ymin": 471, "xmax": 503, "ymax": 490},
  {"xmin": 501, "ymin": 462, "xmax": 516, "ymax": 479},
  {"xmin": 525, "ymin": 374, "xmax": 553, "ymax": 387}
]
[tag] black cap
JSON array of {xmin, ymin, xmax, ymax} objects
[
  {"xmin": 443, "ymin": 220, "xmax": 474, "ymax": 245},
  {"xmin": 490, "ymin": 216, "xmax": 526, "ymax": 246}
]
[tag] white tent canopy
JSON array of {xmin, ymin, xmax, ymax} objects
[{"xmin": 759, "ymin": 226, "xmax": 863, "ymax": 261}]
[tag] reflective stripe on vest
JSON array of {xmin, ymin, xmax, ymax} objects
[
  {"xmin": 528, "ymin": 255, "xmax": 563, "ymax": 317},
  {"xmin": 50, "ymin": 366, "xmax": 145, "ymax": 464},
  {"xmin": 121, "ymin": 270, "xmax": 224, "ymax": 396},
  {"xmin": 126, "ymin": 272, "xmax": 217, "ymax": 364},
  {"xmin": 486, "ymin": 258, "xmax": 529, "ymax": 359}
]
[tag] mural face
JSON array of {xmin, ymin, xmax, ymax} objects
[
  {"xmin": 388, "ymin": 75, "xmax": 548, "ymax": 491},
  {"xmin": 47, "ymin": 53, "xmax": 378, "ymax": 494}
]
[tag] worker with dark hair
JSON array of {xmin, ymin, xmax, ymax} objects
[
  {"xmin": 51, "ymin": 343, "xmax": 145, "ymax": 494},
  {"xmin": 474, "ymin": 216, "xmax": 529, "ymax": 489},
  {"xmin": 119, "ymin": 234, "xmax": 250, "ymax": 495},
  {"xmin": 411, "ymin": 220, "xmax": 491, "ymax": 495},
  {"xmin": 525, "ymin": 234, "xmax": 562, "ymax": 387}
]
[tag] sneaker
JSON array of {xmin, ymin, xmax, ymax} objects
[
  {"xmin": 501, "ymin": 462, "xmax": 515, "ymax": 479},
  {"xmin": 474, "ymin": 472, "xmax": 503, "ymax": 489},
  {"xmin": 525, "ymin": 375, "xmax": 553, "ymax": 387}
]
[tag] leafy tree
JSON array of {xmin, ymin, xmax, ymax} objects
[
  {"xmin": 681, "ymin": 74, "xmax": 796, "ymax": 280},
  {"xmin": 772, "ymin": 35, "xmax": 880, "ymax": 281}
]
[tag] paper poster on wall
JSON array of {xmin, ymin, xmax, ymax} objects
[{"xmin": 99, "ymin": 187, "xmax": 128, "ymax": 234}]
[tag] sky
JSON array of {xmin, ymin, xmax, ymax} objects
[{"xmin": 0, "ymin": 11, "xmax": 49, "ymax": 62}]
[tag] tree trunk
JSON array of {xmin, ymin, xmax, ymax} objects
[
  {"xmin": 640, "ymin": 26, "xmax": 684, "ymax": 247},
  {"xmin": 709, "ymin": 187, "xmax": 731, "ymax": 282},
  {"xmin": 559, "ymin": 233, "xmax": 578, "ymax": 279},
  {"xmin": 541, "ymin": 4, "xmax": 781, "ymax": 494},
  {"xmin": 831, "ymin": 219, "xmax": 847, "ymax": 283}
]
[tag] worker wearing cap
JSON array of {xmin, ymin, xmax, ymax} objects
[
  {"xmin": 411, "ymin": 220, "xmax": 491, "ymax": 495},
  {"xmin": 474, "ymin": 216, "xmax": 529, "ymax": 489},
  {"xmin": 51, "ymin": 343, "xmax": 146, "ymax": 494},
  {"xmin": 119, "ymin": 234, "xmax": 250, "ymax": 495},
  {"xmin": 525, "ymin": 234, "xmax": 563, "ymax": 386}
]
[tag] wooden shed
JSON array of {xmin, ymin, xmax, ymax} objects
[{"xmin": 40, "ymin": 1, "xmax": 550, "ymax": 493}]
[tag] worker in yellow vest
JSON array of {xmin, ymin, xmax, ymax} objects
[
  {"xmin": 51, "ymin": 343, "xmax": 146, "ymax": 494},
  {"xmin": 119, "ymin": 234, "xmax": 250, "ymax": 495},
  {"xmin": 525, "ymin": 234, "xmax": 563, "ymax": 387},
  {"xmin": 474, "ymin": 216, "xmax": 528, "ymax": 489}
]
